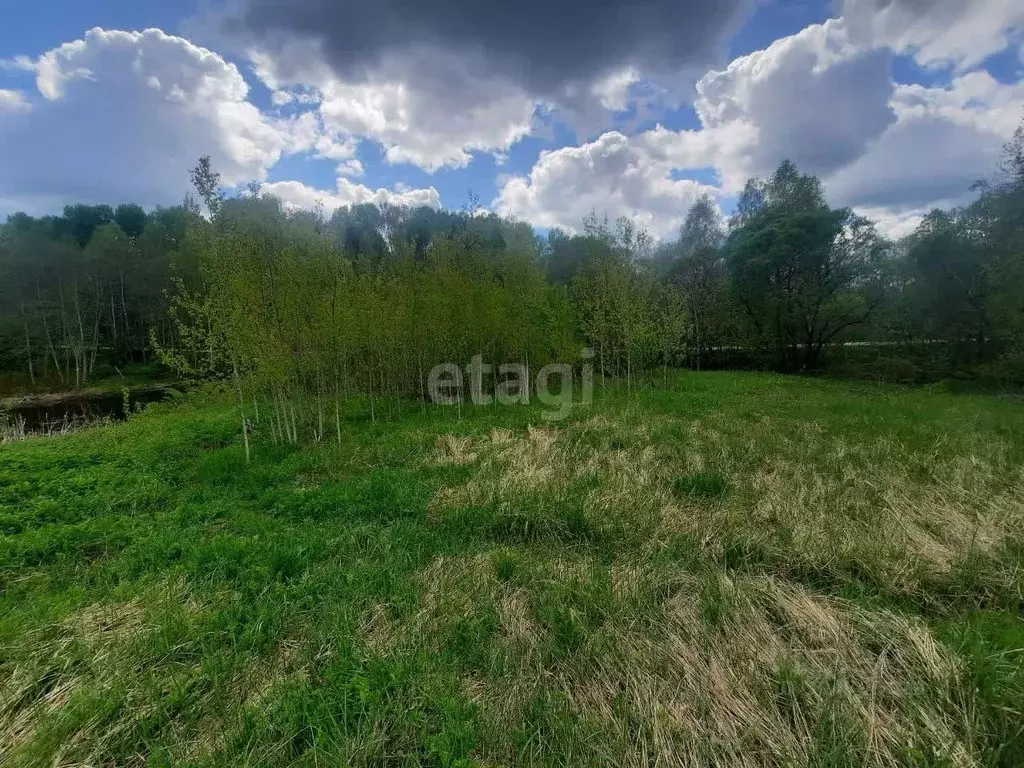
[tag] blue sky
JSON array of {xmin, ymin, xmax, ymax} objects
[{"xmin": 2, "ymin": 0, "xmax": 1022, "ymax": 238}]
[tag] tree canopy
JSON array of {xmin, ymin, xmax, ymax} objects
[{"xmin": 1, "ymin": 122, "xmax": 1022, "ymax": 395}]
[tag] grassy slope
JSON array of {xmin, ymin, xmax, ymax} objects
[{"xmin": 1, "ymin": 372, "xmax": 1022, "ymax": 767}]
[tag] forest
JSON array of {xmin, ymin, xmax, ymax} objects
[{"xmin": 2, "ymin": 124, "xmax": 1022, "ymax": 408}]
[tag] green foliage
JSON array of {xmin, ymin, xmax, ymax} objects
[
  {"xmin": 873, "ymin": 126, "xmax": 1024, "ymax": 381},
  {"xmin": 726, "ymin": 161, "xmax": 889, "ymax": 371},
  {"xmin": 3, "ymin": 128, "xmax": 1024, "ymax": 395},
  {"xmin": 569, "ymin": 215, "xmax": 660, "ymax": 389},
  {"xmin": 113, "ymin": 203, "xmax": 147, "ymax": 239},
  {"xmin": 667, "ymin": 194, "xmax": 734, "ymax": 369},
  {"xmin": 61, "ymin": 203, "xmax": 114, "ymax": 247},
  {"xmin": 0, "ymin": 201, "xmax": 192, "ymax": 389},
  {"xmin": 188, "ymin": 154, "xmax": 223, "ymax": 217}
]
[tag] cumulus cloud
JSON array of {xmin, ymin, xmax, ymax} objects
[
  {"xmin": 249, "ymin": 45, "xmax": 537, "ymax": 172},
  {"xmin": 826, "ymin": 114, "xmax": 995, "ymax": 209},
  {"xmin": 841, "ymin": 0, "xmax": 1024, "ymax": 69},
  {"xmin": 498, "ymin": 9, "xmax": 1023, "ymax": 240},
  {"xmin": 681, "ymin": 14, "xmax": 1020, "ymax": 219},
  {"xmin": 494, "ymin": 131, "xmax": 719, "ymax": 239},
  {"xmin": 315, "ymin": 51, "xmax": 537, "ymax": 171},
  {"xmin": 693, "ymin": 19, "xmax": 896, "ymax": 190},
  {"xmin": 312, "ymin": 135, "xmax": 364, "ymax": 177},
  {"xmin": 0, "ymin": 28, "xmax": 308, "ymax": 213},
  {"xmin": 3, "ymin": 0, "xmax": 1021, "ymax": 235},
  {"xmin": 262, "ymin": 178, "xmax": 440, "ymax": 212},
  {"xmin": 826, "ymin": 71, "xmax": 1024, "ymax": 212},
  {"xmin": 852, "ymin": 206, "xmax": 928, "ymax": 240},
  {"xmin": 216, "ymin": 0, "xmax": 756, "ymax": 171}
]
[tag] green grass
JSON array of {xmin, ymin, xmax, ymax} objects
[
  {"xmin": 1, "ymin": 372, "xmax": 1023, "ymax": 766},
  {"xmin": 673, "ymin": 471, "xmax": 730, "ymax": 501}
]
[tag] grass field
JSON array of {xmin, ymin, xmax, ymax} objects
[{"xmin": 2, "ymin": 371, "xmax": 1023, "ymax": 767}]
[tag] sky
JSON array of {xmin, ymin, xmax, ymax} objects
[{"xmin": 1, "ymin": 0, "xmax": 1022, "ymax": 239}]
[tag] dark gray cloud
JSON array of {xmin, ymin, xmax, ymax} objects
[{"xmin": 224, "ymin": 0, "xmax": 754, "ymax": 96}]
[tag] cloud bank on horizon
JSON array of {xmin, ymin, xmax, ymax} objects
[{"xmin": 1, "ymin": 0, "xmax": 1022, "ymax": 239}]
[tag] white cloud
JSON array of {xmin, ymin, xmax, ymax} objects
[
  {"xmin": 590, "ymin": 68, "xmax": 641, "ymax": 112},
  {"xmin": 318, "ymin": 73, "xmax": 535, "ymax": 171},
  {"xmin": 219, "ymin": 0, "xmax": 756, "ymax": 156},
  {"xmin": 3, "ymin": 3, "xmax": 1021, "ymax": 234},
  {"xmin": 270, "ymin": 89, "xmax": 295, "ymax": 106},
  {"xmin": 497, "ymin": 11, "xmax": 1023, "ymax": 241},
  {"xmin": 826, "ymin": 72, "xmax": 1024, "ymax": 212},
  {"xmin": 853, "ymin": 206, "xmax": 927, "ymax": 240},
  {"xmin": 312, "ymin": 135, "xmax": 363, "ymax": 176},
  {"xmin": 685, "ymin": 12, "xmax": 1022, "ymax": 228},
  {"xmin": 252, "ymin": 45, "xmax": 538, "ymax": 172},
  {"xmin": 842, "ymin": 0, "xmax": 1024, "ymax": 70},
  {"xmin": 0, "ymin": 89, "xmax": 31, "ymax": 112},
  {"xmin": 0, "ymin": 55, "xmax": 36, "ymax": 73},
  {"xmin": 262, "ymin": 178, "xmax": 441, "ymax": 212},
  {"xmin": 494, "ymin": 130, "xmax": 719, "ymax": 239},
  {"xmin": 261, "ymin": 107, "xmax": 365, "ymax": 177},
  {"xmin": 892, "ymin": 70, "xmax": 1024, "ymax": 138},
  {"xmin": 0, "ymin": 28, "xmax": 307, "ymax": 212},
  {"xmin": 692, "ymin": 19, "xmax": 895, "ymax": 191}
]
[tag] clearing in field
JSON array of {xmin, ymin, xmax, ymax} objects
[{"xmin": 1, "ymin": 372, "xmax": 1022, "ymax": 767}]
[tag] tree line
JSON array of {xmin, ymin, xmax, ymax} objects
[{"xmin": 1, "ymin": 122, "xmax": 1022, "ymax": 408}]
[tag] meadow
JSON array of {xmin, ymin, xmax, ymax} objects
[{"xmin": 1, "ymin": 371, "xmax": 1022, "ymax": 767}]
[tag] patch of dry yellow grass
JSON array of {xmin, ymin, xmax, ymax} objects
[
  {"xmin": 402, "ymin": 410, "xmax": 1017, "ymax": 764},
  {"xmin": 67, "ymin": 597, "xmax": 147, "ymax": 644},
  {"xmin": 430, "ymin": 419, "xmax": 675, "ymax": 527},
  {"xmin": 652, "ymin": 418, "xmax": 1024, "ymax": 593},
  {"xmin": 0, "ymin": 597, "xmax": 149, "ymax": 762},
  {"xmin": 575, "ymin": 576, "xmax": 976, "ymax": 767},
  {"xmin": 394, "ymin": 549, "xmax": 978, "ymax": 766},
  {"xmin": 433, "ymin": 434, "xmax": 479, "ymax": 466},
  {"xmin": 556, "ymin": 574, "xmax": 971, "ymax": 766},
  {"xmin": 0, "ymin": 580, "xmax": 245, "ymax": 766}
]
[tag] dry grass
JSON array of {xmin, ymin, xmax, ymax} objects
[
  {"xmin": 401, "ymin": 406, "xmax": 1024, "ymax": 764},
  {"xmin": 430, "ymin": 421, "xmax": 675, "ymax": 532},
  {"xmin": 67, "ymin": 598, "xmax": 147, "ymax": 644},
  {"xmin": 0, "ymin": 597, "xmax": 149, "ymax": 764},
  {"xmin": 432, "ymin": 414, "xmax": 1023, "ymax": 590},
  {"xmin": 563, "ymin": 575, "xmax": 976, "ymax": 768},
  {"xmin": 0, "ymin": 580, "xmax": 304, "ymax": 767},
  {"xmin": 4, "ymin": 373, "xmax": 1023, "ymax": 766},
  {"xmin": 433, "ymin": 434, "xmax": 480, "ymax": 466},
  {"xmin": 388, "ymin": 550, "xmax": 980, "ymax": 767}
]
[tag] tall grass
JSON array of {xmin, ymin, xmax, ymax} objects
[
  {"xmin": 0, "ymin": 413, "xmax": 104, "ymax": 443},
  {"xmin": 1, "ymin": 371, "xmax": 1022, "ymax": 766}
]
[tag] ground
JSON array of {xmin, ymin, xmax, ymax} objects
[{"xmin": 1, "ymin": 372, "xmax": 1022, "ymax": 767}]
